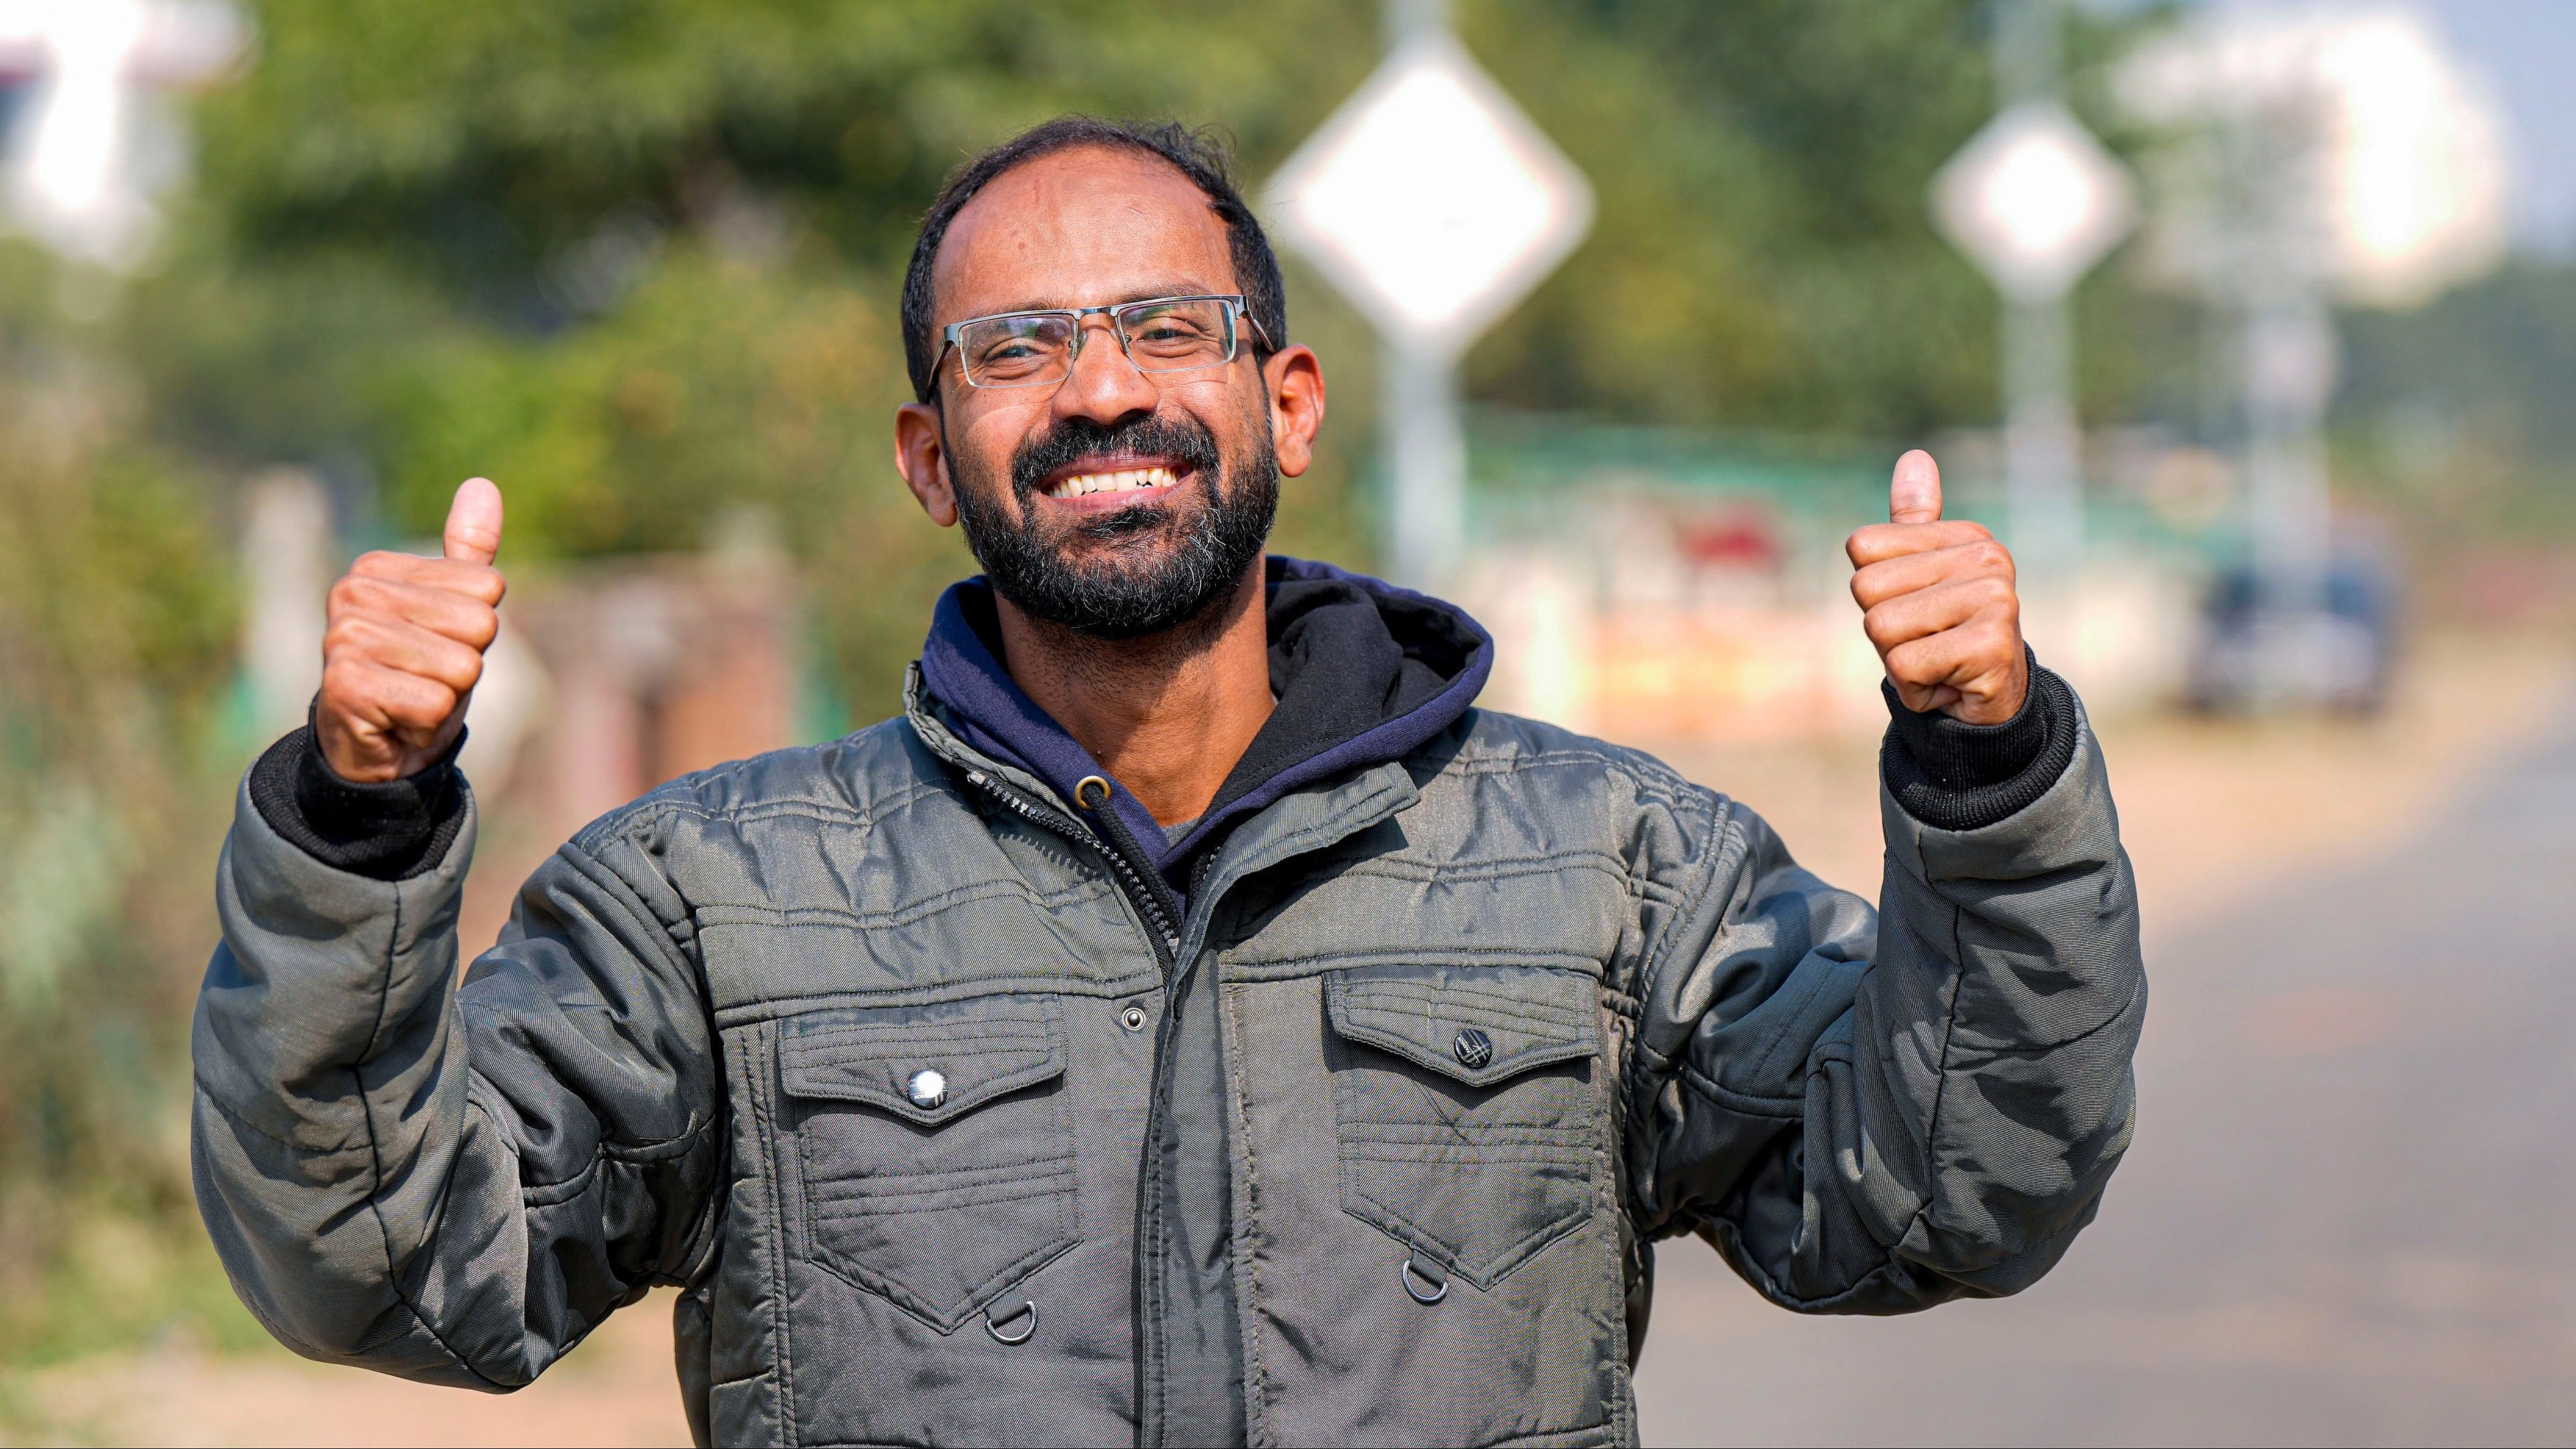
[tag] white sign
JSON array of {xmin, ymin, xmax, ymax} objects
[
  {"xmin": 0, "ymin": 0, "xmax": 247, "ymax": 268},
  {"xmin": 1264, "ymin": 32, "xmax": 1592, "ymax": 358},
  {"xmin": 1932, "ymin": 99, "xmax": 2137, "ymax": 305}
]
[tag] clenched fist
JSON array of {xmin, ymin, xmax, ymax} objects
[
  {"xmin": 1846, "ymin": 449, "xmax": 2028, "ymax": 725},
  {"xmin": 316, "ymin": 479, "xmax": 507, "ymax": 781}
]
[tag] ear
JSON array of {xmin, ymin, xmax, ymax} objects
[
  {"xmin": 1263, "ymin": 345, "xmax": 1326, "ymax": 479},
  {"xmin": 894, "ymin": 401, "xmax": 959, "ymax": 527}
]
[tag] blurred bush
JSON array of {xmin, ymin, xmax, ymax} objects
[{"xmin": 0, "ymin": 249, "xmax": 244, "ymax": 1363}]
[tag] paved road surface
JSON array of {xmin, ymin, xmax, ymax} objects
[{"xmin": 1633, "ymin": 713, "xmax": 2576, "ymax": 1445}]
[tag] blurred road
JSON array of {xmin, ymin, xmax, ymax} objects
[{"xmin": 1634, "ymin": 693, "xmax": 2576, "ymax": 1446}]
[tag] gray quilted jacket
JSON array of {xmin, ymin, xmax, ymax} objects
[{"xmin": 194, "ymin": 659, "xmax": 2142, "ymax": 1447}]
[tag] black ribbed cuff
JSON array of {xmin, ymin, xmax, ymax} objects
[
  {"xmin": 245, "ymin": 714, "xmax": 468, "ymax": 882},
  {"xmin": 1879, "ymin": 649, "xmax": 2078, "ymax": 831}
]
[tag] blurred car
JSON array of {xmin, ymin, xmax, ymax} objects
[{"xmin": 2186, "ymin": 552, "xmax": 2400, "ymax": 714}]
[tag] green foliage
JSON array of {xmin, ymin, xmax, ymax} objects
[
  {"xmin": 0, "ymin": 264, "xmax": 242, "ymax": 1364},
  {"xmin": 2332, "ymin": 260, "xmax": 2576, "ymax": 544}
]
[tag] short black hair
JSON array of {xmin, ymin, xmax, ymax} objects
[{"xmin": 901, "ymin": 116, "xmax": 1287, "ymax": 403}]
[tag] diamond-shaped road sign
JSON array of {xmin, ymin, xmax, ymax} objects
[
  {"xmin": 1265, "ymin": 32, "xmax": 1592, "ymax": 359},
  {"xmin": 1932, "ymin": 99, "xmax": 2137, "ymax": 305}
]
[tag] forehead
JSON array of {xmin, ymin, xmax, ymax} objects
[{"xmin": 932, "ymin": 146, "xmax": 1237, "ymax": 321}]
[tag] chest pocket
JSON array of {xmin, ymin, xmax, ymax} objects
[
  {"xmin": 1323, "ymin": 964, "xmax": 1604, "ymax": 1290},
  {"xmin": 777, "ymin": 996, "xmax": 1081, "ymax": 1332}
]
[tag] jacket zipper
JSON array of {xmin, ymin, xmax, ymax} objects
[
  {"xmin": 963, "ymin": 768, "xmax": 1180, "ymax": 965},
  {"xmin": 964, "ymin": 764, "xmax": 1210, "ymax": 1448}
]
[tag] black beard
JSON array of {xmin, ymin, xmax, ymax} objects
[{"xmin": 951, "ymin": 411, "xmax": 1278, "ymax": 640}]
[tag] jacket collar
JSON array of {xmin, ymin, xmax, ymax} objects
[{"xmin": 913, "ymin": 556, "xmax": 1491, "ymax": 885}]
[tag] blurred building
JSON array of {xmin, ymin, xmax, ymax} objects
[
  {"xmin": 504, "ymin": 538, "xmax": 803, "ymax": 845},
  {"xmin": 1454, "ymin": 414, "xmax": 2205, "ymax": 745}
]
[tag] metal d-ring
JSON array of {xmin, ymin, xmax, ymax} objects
[
  {"xmin": 985, "ymin": 1296, "xmax": 1038, "ymax": 1345},
  {"xmin": 1400, "ymin": 1252, "xmax": 1449, "ymax": 1305}
]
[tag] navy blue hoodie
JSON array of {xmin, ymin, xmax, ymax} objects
[{"xmin": 917, "ymin": 554, "xmax": 1494, "ymax": 895}]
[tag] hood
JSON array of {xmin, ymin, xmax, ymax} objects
[{"xmin": 917, "ymin": 556, "xmax": 1493, "ymax": 883}]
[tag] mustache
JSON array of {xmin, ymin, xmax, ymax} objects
[{"xmin": 1008, "ymin": 413, "xmax": 1224, "ymax": 510}]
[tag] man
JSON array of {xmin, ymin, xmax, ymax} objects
[{"xmin": 195, "ymin": 118, "xmax": 2142, "ymax": 1448}]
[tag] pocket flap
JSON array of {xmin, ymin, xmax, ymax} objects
[
  {"xmin": 779, "ymin": 996, "xmax": 1065, "ymax": 1126},
  {"xmin": 1325, "ymin": 966, "xmax": 1599, "ymax": 1087}
]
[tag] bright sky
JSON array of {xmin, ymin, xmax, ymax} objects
[
  {"xmin": 2138, "ymin": 0, "xmax": 2576, "ymax": 255},
  {"xmin": 2415, "ymin": 0, "xmax": 2576, "ymax": 254}
]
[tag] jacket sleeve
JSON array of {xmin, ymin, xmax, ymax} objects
[
  {"xmin": 190, "ymin": 767, "xmax": 725, "ymax": 1387},
  {"xmin": 1624, "ymin": 686, "xmax": 2143, "ymax": 1314}
]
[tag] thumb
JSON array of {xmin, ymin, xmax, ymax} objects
[
  {"xmin": 1889, "ymin": 449, "xmax": 1942, "ymax": 525},
  {"xmin": 443, "ymin": 477, "xmax": 504, "ymax": 564}
]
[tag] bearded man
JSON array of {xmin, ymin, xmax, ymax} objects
[{"xmin": 195, "ymin": 118, "xmax": 2143, "ymax": 1449}]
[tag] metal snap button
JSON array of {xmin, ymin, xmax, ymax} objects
[
  {"xmin": 1452, "ymin": 1027, "xmax": 1493, "ymax": 1070},
  {"xmin": 985, "ymin": 1297, "xmax": 1037, "ymax": 1345},
  {"xmin": 905, "ymin": 1068, "xmax": 948, "ymax": 1110},
  {"xmin": 1401, "ymin": 1252, "xmax": 1449, "ymax": 1305},
  {"xmin": 1121, "ymin": 1004, "xmax": 1149, "ymax": 1032}
]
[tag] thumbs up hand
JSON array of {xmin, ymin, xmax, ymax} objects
[
  {"xmin": 315, "ymin": 479, "xmax": 508, "ymax": 781},
  {"xmin": 1844, "ymin": 450, "xmax": 2028, "ymax": 724}
]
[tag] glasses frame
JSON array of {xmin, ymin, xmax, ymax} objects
[{"xmin": 932, "ymin": 294, "xmax": 1272, "ymax": 395}]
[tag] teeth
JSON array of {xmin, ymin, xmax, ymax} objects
[{"xmin": 1049, "ymin": 467, "xmax": 1176, "ymax": 499}]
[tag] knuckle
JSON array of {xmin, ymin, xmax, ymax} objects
[{"xmin": 322, "ymin": 615, "xmax": 374, "ymax": 658}]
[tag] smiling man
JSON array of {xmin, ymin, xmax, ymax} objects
[{"xmin": 194, "ymin": 119, "xmax": 2144, "ymax": 1449}]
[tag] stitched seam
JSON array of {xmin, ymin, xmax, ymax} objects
[
  {"xmin": 1624, "ymin": 797, "xmax": 1741, "ymax": 1102},
  {"xmin": 811, "ymin": 1175, "xmax": 1077, "ymax": 1216},
  {"xmin": 1228, "ymin": 945, "xmax": 1607, "ymax": 974},
  {"xmin": 1944, "ymin": 976, "xmax": 2145, "ymax": 1058},
  {"xmin": 356, "ymin": 880, "xmax": 508, "ymax": 1389},
  {"xmin": 192, "ymin": 1081, "xmax": 369, "ymax": 1155},
  {"xmin": 1330, "ymin": 852, "xmax": 1632, "ymax": 883},
  {"xmin": 1207, "ymin": 777, "xmax": 1414, "ymax": 891},
  {"xmin": 1895, "ymin": 894, "xmax": 1974, "ymax": 1266},
  {"xmin": 749, "ymin": 1025, "xmax": 798, "ymax": 1447},
  {"xmin": 1218, "ymin": 982, "xmax": 1274, "ymax": 1446},
  {"xmin": 1674, "ymin": 1062, "xmax": 1803, "ymax": 1118},
  {"xmin": 807, "ymin": 1157, "xmax": 1078, "ymax": 1196},
  {"xmin": 711, "ymin": 971, "xmax": 1165, "ymax": 1026},
  {"xmin": 1341, "ymin": 986, "xmax": 1592, "ymax": 1031},
  {"xmin": 689, "ymin": 875, "xmax": 1111, "ymax": 931}
]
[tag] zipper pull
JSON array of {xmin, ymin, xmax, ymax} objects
[{"xmin": 1164, "ymin": 934, "xmax": 1180, "ymax": 956}]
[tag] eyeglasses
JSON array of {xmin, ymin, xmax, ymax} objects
[{"xmin": 934, "ymin": 294, "xmax": 1269, "ymax": 393}]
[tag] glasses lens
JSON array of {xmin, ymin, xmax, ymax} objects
[
  {"xmin": 960, "ymin": 314, "xmax": 1077, "ymax": 387},
  {"xmin": 1115, "ymin": 299, "xmax": 1234, "ymax": 373}
]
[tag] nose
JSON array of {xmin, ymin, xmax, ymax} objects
[{"xmin": 1050, "ymin": 314, "xmax": 1160, "ymax": 428}]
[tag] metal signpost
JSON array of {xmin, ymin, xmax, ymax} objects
[
  {"xmin": 1265, "ymin": 0, "xmax": 1591, "ymax": 588},
  {"xmin": 2118, "ymin": 6, "xmax": 2507, "ymax": 707},
  {"xmin": 1930, "ymin": 0, "xmax": 2135, "ymax": 585}
]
